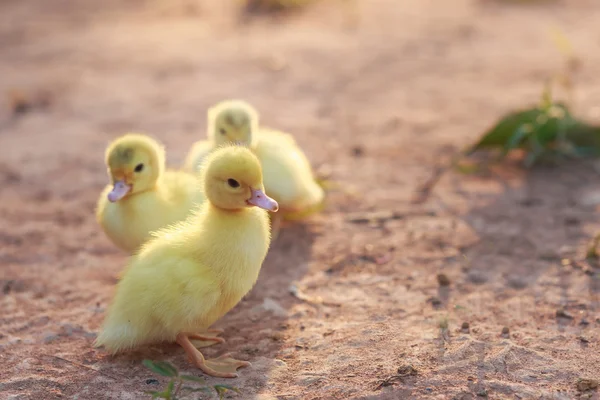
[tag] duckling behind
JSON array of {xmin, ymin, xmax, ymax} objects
[
  {"xmin": 184, "ymin": 100, "xmax": 324, "ymax": 214},
  {"xmin": 254, "ymin": 127, "xmax": 324, "ymax": 213},
  {"xmin": 183, "ymin": 100, "xmax": 258, "ymax": 172},
  {"xmin": 95, "ymin": 145, "xmax": 279, "ymax": 378},
  {"xmin": 96, "ymin": 134, "xmax": 205, "ymax": 253}
]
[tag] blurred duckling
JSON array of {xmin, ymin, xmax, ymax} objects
[
  {"xmin": 96, "ymin": 134, "xmax": 205, "ymax": 253},
  {"xmin": 184, "ymin": 100, "xmax": 324, "ymax": 219},
  {"xmin": 95, "ymin": 145, "xmax": 278, "ymax": 378},
  {"xmin": 184, "ymin": 100, "xmax": 258, "ymax": 171}
]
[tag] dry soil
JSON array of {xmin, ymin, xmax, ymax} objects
[{"xmin": 1, "ymin": 0, "xmax": 600, "ymax": 399}]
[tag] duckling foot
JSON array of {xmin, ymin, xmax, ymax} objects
[
  {"xmin": 204, "ymin": 353, "xmax": 251, "ymax": 377},
  {"xmin": 189, "ymin": 329, "xmax": 226, "ymax": 349},
  {"xmin": 177, "ymin": 333, "xmax": 250, "ymax": 378}
]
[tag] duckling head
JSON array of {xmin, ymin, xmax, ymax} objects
[
  {"xmin": 104, "ymin": 134, "xmax": 165, "ymax": 202},
  {"xmin": 208, "ymin": 100, "xmax": 258, "ymax": 148},
  {"xmin": 202, "ymin": 145, "xmax": 278, "ymax": 212}
]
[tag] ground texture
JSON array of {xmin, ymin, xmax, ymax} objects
[{"xmin": 1, "ymin": 0, "xmax": 600, "ymax": 399}]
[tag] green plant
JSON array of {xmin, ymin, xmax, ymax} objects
[
  {"xmin": 464, "ymin": 84, "xmax": 600, "ymax": 167},
  {"xmin": 143, "ymin": 360, "xmax": 240, "ymax": 400},
  {"xmin": 463, "ymin": 29, "xmax": 600, "ymax": 168},
  {"xmin": 586, "ymin": 234, "xmax": 600, "ymax": 261}
]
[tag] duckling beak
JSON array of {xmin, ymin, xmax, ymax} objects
[
  {"xmin": 107, "ymin": 180, "xmax": 132, "ymax": 202},
  {"xmin": 247, "ymin": 188, "xmax": 279, "ymax": 212}
]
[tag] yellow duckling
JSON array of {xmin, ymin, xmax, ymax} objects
[
  {"xmin": 184, "ymin": 100, "xmax": 324, "ymax": 216},
  {"xmin": 96, "ymin": 133, "xmax": 205, "ymax": 253},
  {"xmin": 95, "ymin": 145, "xmax": 279, "ymax": 378},
  {"xmin": 184, "ymin": 100, "xmax": 259, "ymax": 171}
]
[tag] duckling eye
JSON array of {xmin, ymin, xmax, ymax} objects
[
  {"xmin": 219, "ymin": 128, "xmax": 227, "ymax": 135},
  {"xmin": 134, "ymin": 163, "xmax": 144, "ymax": 173},
  {"xmin": 227, "ymin": 178, "xmax": 240, "ymax": 188}
]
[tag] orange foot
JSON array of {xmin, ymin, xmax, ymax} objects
[
  {"xmin": 189, "ymin": 329, "xmax": 226, "ymax": 349},
  {"xmin": 177, "ymin": 333, "xmax": 250, "ymax": 378}
]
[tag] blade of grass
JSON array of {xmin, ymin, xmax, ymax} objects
[{"xmin": 143, "ymin": 360, "xmax": 179, "ymax": 378}]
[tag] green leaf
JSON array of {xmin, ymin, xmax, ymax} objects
[
  {"xmin": 179, "ymin": 375, "xmax": 206, "ymax": 384},
  {"xmin": 504, "ymin": 123, "xmax": 532, "ymax": 153},
  {"xmin": 143, "ymin": 360, "xmax": 179, "ymax": 378},
  {"xmin": 165, "ymin": 380, "xmax": 175, "ymax": 396},
  {"xmin": 467, "ymin": 108, "xmax": 543, "ymax": 153},
  {"xmin": 539, "ymin": 79, "xmax": 553, "ymax": 111},
  {"xmin": 214, "ymin": 384, "xmax": 241, "ymax": 399}
]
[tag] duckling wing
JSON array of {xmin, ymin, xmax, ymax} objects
[
  {"xmin": 96, "ymin": 246, "xmax": 220, "ymax": 353},
  {"xmin": 184, "ymin": 140, "xmax": 213, "ymax": 173},
  {"xmin": 254, "ymin": 128, "xmax": 324, "ymax": 211},
  {"xmin": 161, "ymin": 170, "xmax": 205, "ymax": 209}
]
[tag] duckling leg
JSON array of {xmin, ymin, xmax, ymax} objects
[
  {"xmin": 177, "ymin": 333, "xmax": 250, "ymax": 378},
  {"xmin": 189, "ymin": 329, "xmax": 225, "ymax": 348}
]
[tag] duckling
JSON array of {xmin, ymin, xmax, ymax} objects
[
  {"xmin": 184, "ymin": 100, "xmax": 324, "ymax": 217},
  {"xmin": 95, "ymin": 145, "xmax": 279, "ymax": 378},
  {"xmin": 96, "ymin": 133, "xmax": 205, "ymax": 253},
  {"xmin": 184, "ymin": 100, "xmax": 259, "ymax": 172}
]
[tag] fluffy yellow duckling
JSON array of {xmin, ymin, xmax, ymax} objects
[
  {"xmin": 184, "ymin": 100, "xmax": 259, "ymax": 171},
  {"xmin": 95, "ymin": 145, "xmax": 279, "ymax": 378},
  {"xmin": 184, "ymin": 100, "xmax": 324, "ymax": 215},
  {"xmin": 96, "ymin": 134, "xmax": 205, "ymax": 253}
]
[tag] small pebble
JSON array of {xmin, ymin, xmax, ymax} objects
[
  {"xmin": 437, "ymin": 274, "xmax": 451, "ymax": 286},
  {"xmin": 578, "ymin": 336, "xmax": 590, "ymax": 344},
  {"xmin": 430, "ymin": 297, "xmax": 442, "ymax": 306},
  {"xmin": 467, "ymin": 270, "xmax": 487, "ymax": 284},
  {"xmin": 270, "ymin": 332, "xmax": 286, "ymax": 341},
  {"xmin": 556, "ymin": 309, "xmax": 574, "ymax": 320},
  {"xmin": 577, "ymin": 378, "xmax": 599, "ymax": 392},
  {"xmin": 351, "ymin": 146, "xmax": 364, "ymax": 157},
  {"xmin": 397, "ymin": 365, "xmax": 418, "ymax": 376},
  {"xmin": 43, "ymin": 333, "xmax": 59, "ymax": 344}
]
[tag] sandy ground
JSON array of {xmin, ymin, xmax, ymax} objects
[{"xmin": 1, "ymin": 0, "xmax": 600, "ymax": 399}]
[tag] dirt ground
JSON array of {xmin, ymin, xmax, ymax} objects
[{"xmin": 1, "ymin": 0, "xmax": 600, "ymax": 399}]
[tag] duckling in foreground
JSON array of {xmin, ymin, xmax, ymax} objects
[
  {"xmin": 96, "ymin": 134, "xmax": 205, "ymax": 253},
  {"xmin": 184, "ymin": 99, "xmax": 324, "ymax": 217},
  {"xmin": 95, "ymin": 145, "xmax": 279, "ymax": 378}
]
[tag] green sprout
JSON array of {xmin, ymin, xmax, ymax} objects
[
  {"xmin": 462, "ymin": 29, "xmax": 599, "ymax": 168},
  {"xmin": 464, "ymin": 83, "xmax": 600, "ymax": 168},
  {"xmin": 143, "ymin": 360, "xmax": 240, "ymax": 400}
]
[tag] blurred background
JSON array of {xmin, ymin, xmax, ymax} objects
[{"xmin": 2, "ymin": 0, "xmax": 600, "ymax": 399}]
